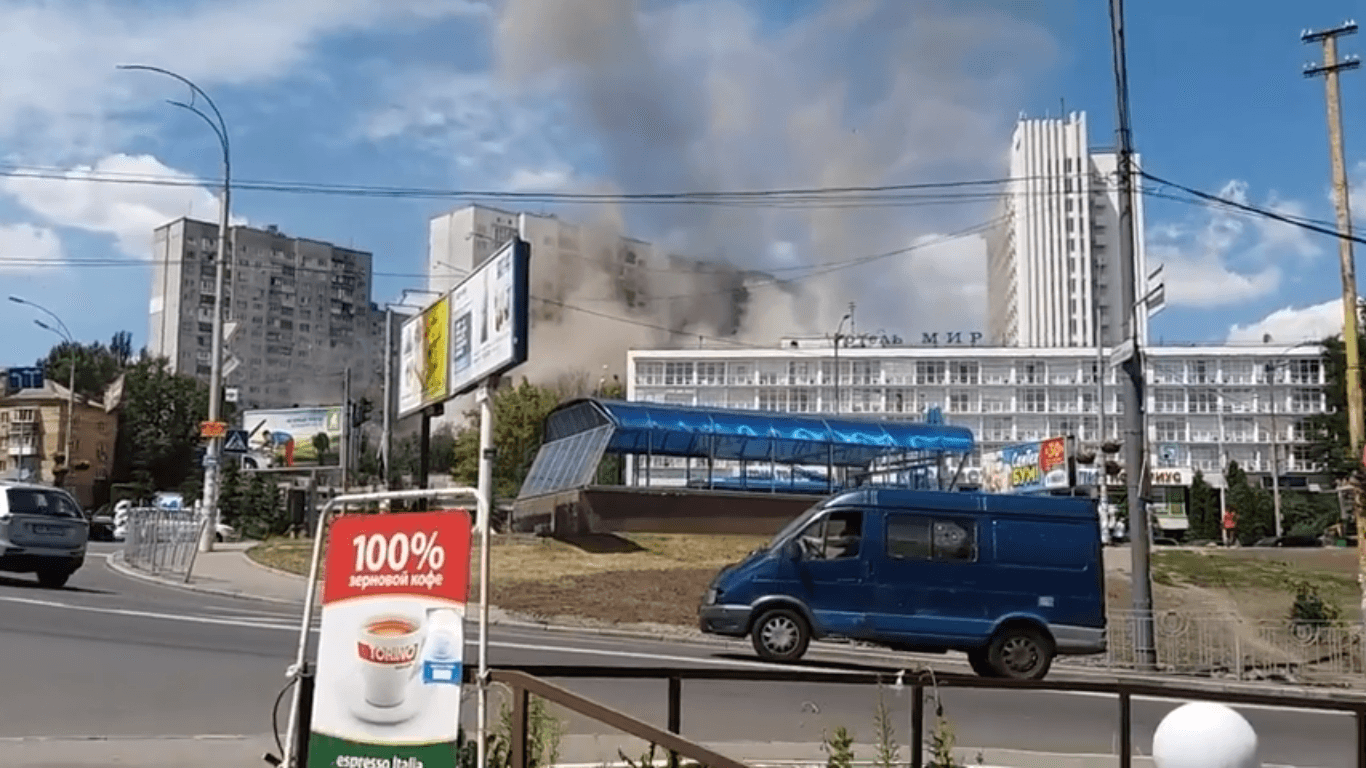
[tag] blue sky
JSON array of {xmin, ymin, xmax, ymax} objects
[{"xmin": 1, "ymin": 0, "xmax": 1364, "ymax": 370}]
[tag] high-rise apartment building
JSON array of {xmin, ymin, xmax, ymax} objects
[
  {"xmin": 427, "ymin": 205, "xmax": 765, "ymax": 382},
  {"xmin": 987, "ymin": 112, "xmax": 1150, "ymax": 349},
  {"xmin": 148, "ymin": 218, "xmax": 384, "ymax": 410}
]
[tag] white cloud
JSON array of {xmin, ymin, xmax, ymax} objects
[
  {"xmin": 1148, "ymin": 179, "xmax": 1318, "ymax": 308},
  {"xmin": 0, "ymin": 0, "xmax": 488, "ymax": 157},
  {"xmin": 504, "ymin": 164, "xmax": 575, "ymax": 192},
  {"xmin": 1, "ymin": 153, "xmax": 243, "ymax": 258},
  {"xmin": 1227, "ymin": 298, "xmax": 1347, "ymax": 344},
  {"xmin": 0, "ymin": 223, "xmax": 66, "ymax": 273}
]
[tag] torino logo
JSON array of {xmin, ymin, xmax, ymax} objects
[{"xmin": 358, "ymin": 641, "xmax": 419, "ymax": 665}]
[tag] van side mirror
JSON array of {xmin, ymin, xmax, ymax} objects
[{"xmin": 782, "ymin": 540, "xmax": 802, "ymax": 560}]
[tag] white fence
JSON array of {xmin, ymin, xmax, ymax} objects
[
  {"xmin": 121, "ymin": 506, "xmax": 208, "ymax": 581},
  {"xmin": 1062, "ymin": 610, "xmax": 1366, "ymax": 683}
]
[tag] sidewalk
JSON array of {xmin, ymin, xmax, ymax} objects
[
  {"xmin": 110, "ymin": 542, "xmax": 316, "ymax": 605},
  {"xmin": 0, "ymin": 734, "xmax": 1156, "ymax": 768}
]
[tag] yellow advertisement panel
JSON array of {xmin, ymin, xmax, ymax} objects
[{"xmin": 422, "ymin": 297, "xmax": 449, "ymax": 404}]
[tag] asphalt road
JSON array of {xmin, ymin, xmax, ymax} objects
[{"xmin": 0, "ymin": 543, "xmax": 1358, "ymax": 767}]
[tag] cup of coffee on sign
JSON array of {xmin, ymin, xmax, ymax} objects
[{"xmin": 357, "ymin": 614, "xmax": 426, "ymax": 708}]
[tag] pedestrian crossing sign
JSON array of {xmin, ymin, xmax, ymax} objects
[{"xmin": 222, "ymin": 429, "xmax": 249, "ymax": 454}]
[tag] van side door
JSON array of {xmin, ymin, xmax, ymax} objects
[
  {"xmin": 788, "ymin": 508, "xmax": 871, "ymax": 638},
  {"xmin": 870, "ymin": 511, "xmax": 985, "ymax": 644}
]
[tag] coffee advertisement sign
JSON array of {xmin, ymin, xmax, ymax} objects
[{"xmin": 308, "ymin": 511, "xmax": 471, "ymax": 768}]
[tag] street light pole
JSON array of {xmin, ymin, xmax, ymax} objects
[
  {"xmin": 120, "ymin": 64, "xmax": 232, "ymax": 554},
  {"xmin": 10, "ymin": 297, "xmax": 76, "ymax": 488},
  {"xmin": 832, "ymin": 309, "xmax": 852, "ymax": 414}
]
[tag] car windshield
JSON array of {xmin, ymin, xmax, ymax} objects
[
  {"xmin": 6, "ymin": 488, "xmax": 83, "ymax": 519},
  {"xmin": 766, "ymin": 501, "xmax": 826, "ymax": 550}
]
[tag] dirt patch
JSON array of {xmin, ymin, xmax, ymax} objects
[{"xmin": 488, "ymin": 568, "xmax": 719, "ymax": 627}]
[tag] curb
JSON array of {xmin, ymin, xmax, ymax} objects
[{"xmin": 106, "ymin": 551, "xmax": 302, "ymax": 607}]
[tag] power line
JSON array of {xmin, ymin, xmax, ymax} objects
[
  {"xmin": 1143, "ymin": 171, "xmax": 1366, "ymax": 247},
  {"xmin": 0, "ymin": 163, "xmax": 1116, "ymax": 209}
]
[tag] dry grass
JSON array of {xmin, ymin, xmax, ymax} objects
[
  {"xmin": 248, "ymin": 531, "xmax": 767, "ymax": 624},
  {"xmin": 247, "ymin": 537, "xmax": 315, "ymax": 577}
]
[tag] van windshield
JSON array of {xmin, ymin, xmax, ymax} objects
[
  {"xmin": 766, "ymin": 502, "xmax": 825, "ymax": 550},
  {"xmin": 7, "ymin": 488, "xmax": 83, "ymax": 519}
]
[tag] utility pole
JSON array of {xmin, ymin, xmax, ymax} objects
[
  {"xmin": 341, "ymin": 367, "xmax": 351, "ymax": 492},
  {"xmin": 1109, "ymin": 0, "xmax": 1156, "ymax": 670},
  {"xmin": 1302, "ymin": 20, "xmax": 1365, "ymax": 623},
  {"xmin": 381, "ymin": 307, "xmax": 393, "ymax": 489}
]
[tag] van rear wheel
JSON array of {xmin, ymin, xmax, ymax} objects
[
  {"xmin": 751, "ymin": 608, "xmax": 810, "ymax": 662},
  {"xmin": 987, "ymin": 625, "xmax": 1054, "ymax": 680},
  {"xmin": 967, "ymin": 648, "xmax": 997, "ymax": 677}
]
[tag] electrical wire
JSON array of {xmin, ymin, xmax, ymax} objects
[
  {"xmin": 0, "ymin": 162, "xmax": 1055, "ymax": 207},
  {"xmin": 1142, "ymin": 171, "xmax": 1366, "ymax": 247}
]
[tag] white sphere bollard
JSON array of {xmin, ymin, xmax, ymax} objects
[{"xmin": 1152, "ymin": 702, "xmax": 1261, "ymax": 768}]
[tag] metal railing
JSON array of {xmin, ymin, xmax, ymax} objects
[
  {"xmin": 472, "ymin": 664, "xmax": 1366, "ymax": 768},
  {"xmin": 121, "ymin": 506, "xmax": 208, "ymax": 582},
  {"xmin": 1067, "ymin": 610, "xmax": 1366, "ymax": 683}
]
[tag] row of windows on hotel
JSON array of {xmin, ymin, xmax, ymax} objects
[
  {"xmin": 632, "ymin": 384, "xmax": 1326, "ymax": 417},
  {"xmin": 633, "ymin": 358, "xmax": 1326, "ymax": 389}
]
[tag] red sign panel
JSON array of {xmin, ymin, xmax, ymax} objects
[{"xmin": 309, "ymin": 510, "xmax": 472, "ymax": 767}]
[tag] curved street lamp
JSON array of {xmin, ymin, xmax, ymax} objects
[
  {"xmin": 10, "ymin": 296, "xmax": 76, "ymax": 486},
  {"xmin": 118, "ymin": 64, "xmax": 232, "ymax": 554}
]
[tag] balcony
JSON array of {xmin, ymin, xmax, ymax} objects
[{"xmin": 7, "ymin": 437, "xmax": 39, "ymax": 457}]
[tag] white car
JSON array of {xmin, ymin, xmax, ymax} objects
[{"xmin": 0, "ymin": 482, "xmax": 89, "ymax": 588}]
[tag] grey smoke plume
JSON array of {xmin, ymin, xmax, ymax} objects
[{"xmin": 490, "ymin": 0, "xmax": 1061, "ymax": 345}]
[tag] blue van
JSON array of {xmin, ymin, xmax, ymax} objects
[{"xmin": 698, "ymin": 487, "xmax": 1106, "ymax": 679}]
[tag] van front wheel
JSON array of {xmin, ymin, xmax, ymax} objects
[
  {"xmin": 751, "ymin": 608, "xmax": 810, "ymax": 662},
  {"xmin": 987, "ymin": 625, "xmax": 1054, "ymax": 680}
]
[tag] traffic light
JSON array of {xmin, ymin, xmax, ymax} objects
[{"xmin": 351, "ymin": 397, "xmax": 374, "ymax": 428}]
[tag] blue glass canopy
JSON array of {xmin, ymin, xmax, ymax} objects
[{"xmin": 542, "ymin": 398, "xmax": 974, "ymax": 467}]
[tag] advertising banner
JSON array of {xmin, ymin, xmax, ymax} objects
[
  {"xmin": 398, "ymin": 297, "xmax": 451, "ymax": 418},
  {"xmin": 981, "ymin": 436, "xmax": 1070, "ymax": 494},
  {"xmin": 448, "ymin": 238, "xmax": 530, "ymax": 397},
  {"xmin": 241, "ymin": 407, "xmax": 344, "ymax": 468},
  {"xmin": 308, "ymin": 510, "xmax": 471, "ymax": 768}
]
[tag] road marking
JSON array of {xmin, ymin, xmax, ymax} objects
[{"xmin": 0, "ymin": 595, "xmax": 299, "ymax": 632}]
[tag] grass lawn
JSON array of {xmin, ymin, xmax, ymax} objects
[{"xmin": 1152, "ymin": 548, "xmax": 1362, "ymax": 622}]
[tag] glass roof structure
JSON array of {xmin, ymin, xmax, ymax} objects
[{"xmin": 519, "ymin": 398, "xmax": 975, "ymax": 500}]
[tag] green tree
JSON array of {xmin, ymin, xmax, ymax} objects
[
  {"xmin": 1188, "ymin": 470, "xmax": 1221, "ymax": 541},
  {"xmin": 1226, "ymin": 460, "xmax": 1274, "ymax": 545},
  {"xmin": 1305, "ymin": 328, "xmax": 1366, "ymax": 480},
  {"xmin": 112, "ymin": 357, "xmax": 211, "ymax": 493},
  {"xmin": 450, "ymin": 379, "xmax": 566, "ymax": 499},
  {"xmin": 40, "ymin": 333, "xmax": 135, "ymax": 400}
]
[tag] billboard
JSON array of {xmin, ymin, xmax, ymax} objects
[
  {"xmin": 448, "ymin": 237, "xmax": 530, "ymax": 397},
  {"xmin": 307, "ymin": 510, "xmax": 471, "ymax": 767},
  {"xmin": 397, "ymin": 296, "xmax": 451, "ymax": 418},
  {"xmin": 980, "ymin": 436, "xmax": 1070, "ymax": 494},
  {"xmin": 241, "ymin": 407, "xmax": 344, "ymax": 468}
]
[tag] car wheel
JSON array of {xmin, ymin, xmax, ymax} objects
[
  {"xmin": 987, "ymin": 625, "xmax": 1054, "ymax": 680},
  {"xmin": 967, "ymin": 647, "xmax": 997, "ymax": 678},
  {"xmin": 37, "ymin": 570, "xmax": 71, "ymax": 589},
  {"xmin": 751, "ymin": 607, "xmax": 810, "ymax": 662}
]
